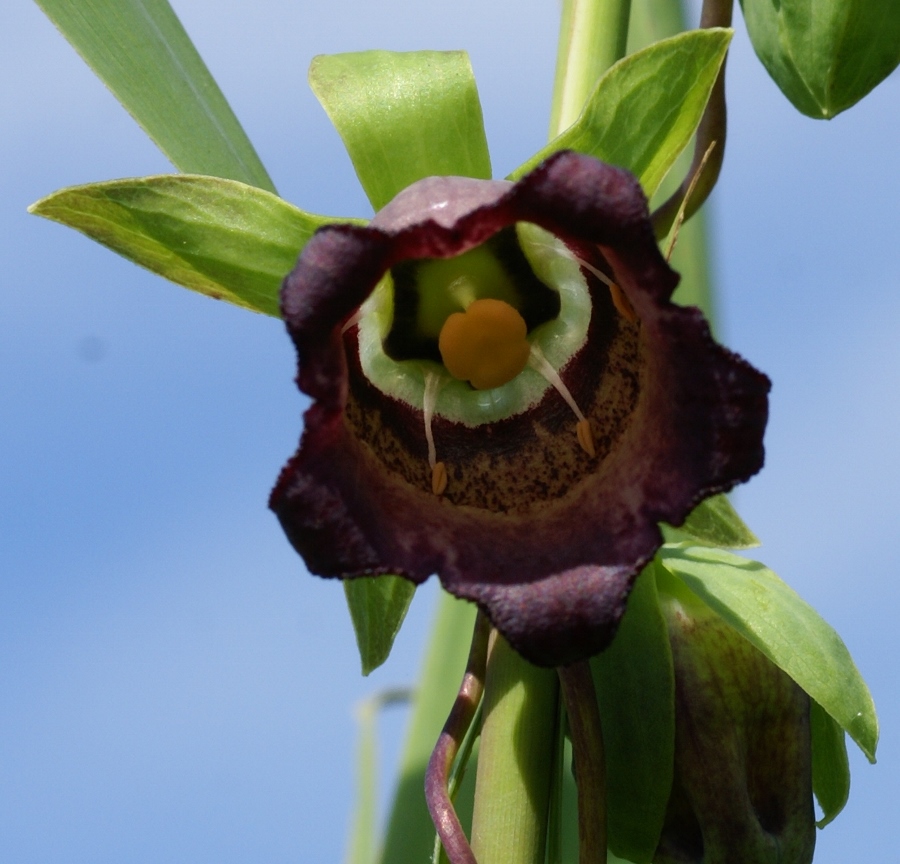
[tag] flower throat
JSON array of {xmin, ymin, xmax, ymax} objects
[{"xmin": 383, "ymin": 226, "xmax": 561, "ymax": 389}]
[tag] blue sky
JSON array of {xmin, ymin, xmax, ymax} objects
[{"xmin": 2, "ymin": 1, "xmax": 898, "ymax": 862}]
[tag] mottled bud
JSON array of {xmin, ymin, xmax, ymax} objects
[{"xmin": 655, "ymin": 577, "xmax": 815, "ymax": 864}]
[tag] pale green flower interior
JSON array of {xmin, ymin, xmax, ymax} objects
[{"xmin": 356, "ymin": 222, "xmax": 591, "ymax": 427}]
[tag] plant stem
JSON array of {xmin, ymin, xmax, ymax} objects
[
  {"xmin": 558, "ymin": 662, "xmax": 607, "ymax": 864},
  {"xmin": 426, "ymin": 612, "xmax": 491, "ymax": 864},
  {"xmin": 379, "ymin": 592, "xmax": 479, "ymax": 864},
  {"xmin": 549, "ymin": 0, "xmax": 633, "ymax": 138},
  {"xmin": 470, "ymin": 630, "xmax": 558, "ymax": 864},
  {"xmin": 650, "ymin": 0, "xmax": 733, "ymax": 239}
]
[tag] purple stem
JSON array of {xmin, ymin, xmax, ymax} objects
[
  {"xmin": 558, "ymin": 661, "xmax": 607, "ymax": 864},
  {"xmin": 651, "ymin": 0, "xmax": 734, "ymax": 239},
  {"xmin": 426, "ymin": 611, "xmax": 492, "ymax": 864}
]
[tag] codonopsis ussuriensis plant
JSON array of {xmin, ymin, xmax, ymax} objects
[{"xmin": 27, "ymin": 0, "xmax": 894, "ymax": 860}]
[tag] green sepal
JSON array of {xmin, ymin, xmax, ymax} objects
[
  {"xmin": 29, "ymin": 175, "xmax": 348, "ymax": 317},
  {"xmin": 591, "ymin": 562, "xmax": 675, "ymax": 863},
  {"xmin": 343, "ymin": 576, "xmax": 417, "ymax": 676},
  {"xmin": 309, "ymin": 51, "xmax": 492, "ymax": 211},
  {"xmin": 661, "ymin": 494, "xmax": 760, "ymax": 550},
  {"xmin": 810, "ymin": 698, "xmax": 851, "ymax": 828},
  {"xmin": 740, "ymin": 0, "xmax": 900, "ymax": 119},
  {"xmin": 659, "ymin": 545, "xmax": 878, "ymax": 763},
  {"xmin": 34, "ymin": 0, "xmax": 274, "ymax": 191},
  {"xmin": 510, "ymin": 29, "xmax": 732, "ymax": 197}
]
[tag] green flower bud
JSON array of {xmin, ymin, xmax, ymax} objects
[
  {"xmin": 740, "ymin": 0, "xmax": 900, "ymax": 118},
  {"xmin": 654, "ymin": 574, "xmax": 815, "ymax": 864}
]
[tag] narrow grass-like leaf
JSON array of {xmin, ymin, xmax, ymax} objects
[
  {"xmin": 30, "ymin": 176, "xmax": 346, "ymax": 317},
  {"xmin": 510, "ymin": 29, "xmax": 731, "ymax": 197},
  {"xmin": 659, "ymin": 546, "xmax": 878, "ymax": 762},
  {"xmin": 810, "ymin": 698, "xmax": 851, "ymax": 828},
  {"xmin": 309, "ymin": 51, "xmax": 491, "ymax": 211},
  {"xmin": 344, "ymin": 576, "xmax": 417, "ymax": 676},
  {"xmin": 591, "ymin": 562, "xmax": 674, "ymax": 863},
  {"xmin": 661, "ymin": 494, "xmax": 760, "ymax": 549},
  {"xmin": 346, "ymin": 689, "xmax": 411, "ymax": 864},
  {"xmin": 34, "ymin": 0, "xmax": 274, "ymax": 191}
]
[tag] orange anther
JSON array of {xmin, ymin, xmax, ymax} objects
[{"xmin": 438, "ymin": 299, "xmax": 530, "ymax": 390}]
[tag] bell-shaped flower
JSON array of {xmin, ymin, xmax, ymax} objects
[{"xmin": 269, "ymin": 149, "xmax": 770, "ymax": 667}]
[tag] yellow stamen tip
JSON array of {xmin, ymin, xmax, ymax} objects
[
  {"xmin": 609, "ymin": 282, "xmax": 638, "ymax": 324},
  {"xmin": 576, "ymin": 419, "xmax": 596, "ymax": 458},
  {"xmin": 438, "ymin": 299, "xmax": 530, "ymax": 390},
  {"xmin": 432, "ymin": 461, "xmax": 448, "ymax": 496}
]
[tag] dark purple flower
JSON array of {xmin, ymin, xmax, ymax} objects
[{"xmin": 270, "ymin": 150, "xmax": 769, "ymax": 667}]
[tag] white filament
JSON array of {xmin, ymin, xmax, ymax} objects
[
  {"xmin": 422, "ymin": 368, "xmax": 442, "ymax": 468},
  {"xmin": 341, "ymin": 308, "xmax": 364, "ymax": 334},
  {"xmin": 529, "ymin": 241, "xmax": 618, "ymax": 290},
  {"xmin": 527, "ymin": 344, "xmax": 585, "ymax": 423}
]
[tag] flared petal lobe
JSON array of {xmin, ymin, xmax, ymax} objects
[{"xmin": 271, "ymin": 151, "xmax": 770, "ymax": 667}]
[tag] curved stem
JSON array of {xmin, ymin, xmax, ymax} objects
[
  {"xmin": 426, "ymin": 612, "xmax": 492, "ymax": 864},
  {"xmin": 558, "ymin": 661, "xmax": 607, "ymax": 864},
  {"xmin": 549, "ymin": 0, "xmax": 633, "ymax": 138},
  {"xmin": 651, "ymin": 0, "xmax": 733, "ymax": 239},
  {"xmin": 380, "ymin": 593, "xmax": 478, "ymax": 864}
]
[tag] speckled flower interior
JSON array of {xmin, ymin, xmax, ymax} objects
[{"xmin": 270, "ymin": 150, "xmax": 770, "ymax": 666}]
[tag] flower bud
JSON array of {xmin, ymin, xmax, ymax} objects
[
  {"xmin": 655, "ymin": 577, "xmax": 815, "ymax": 864},
  {"xmin": 740, "ymin": 0, "xmax": 900, "ymax": 118}
]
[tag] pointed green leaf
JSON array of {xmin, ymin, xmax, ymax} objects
[
  {"xmin": 309, "ymin": 51, "xmax": 492, "ymax": 211},
  {"xmin": 511, "ymin": 29, "xmax": 732, "ymax": 197},
  {"xmin": 740, "ymin": 0, "xmax": 900, "ymax": 119},
  {"xmin": 591, "ymin": 562, "xmax": 674, "ymax": 863},
  {"xmin": 343, "ymin": 576, "xmax": 417, "ymax": 676},
  {"xmin": 661, "ymin": 494, "xmax": 761, "ymax": 549},
  {"xmin": 30, "ymin": 176, "xmax": 346, "ymax": 317},
  {"xmin": 659, "ymin": 546, "xmax": 878, "ymax": 762},
  {"xmin": 810, "ymin": 698, "xmax": 851, "ymax": 828},
  {"xmin": 34, "ymin": 0, "xmax": 274, "ymax": 191}
]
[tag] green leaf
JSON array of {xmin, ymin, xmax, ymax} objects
[
  {"xmin": 34, "ymin": 0, "xmax": 274, "ymax": 191},
  {"xmin": 347, "ymin": 696, "xmax": 378, "ymax": 864},
  {"xmin": 661, "ymin": 494, "xmax": 760, "ymax": 549},
  {"xmin": 810, "ymin": 698, "xmax": 851, "ymax": 828},
  {"xmin": 309, "ymin": 51, "xmax": 492, "ymax": 211},
  {"xmin": 659, "ymin": 546, "xmax": 878, "ymax": 763},
  {"xmin": 740, "ymin": 0, "xmax": 900, "ymax": 119},
  {"xmin": 29, "ymin": 175, "xmax": 344, "ymax": 317},
  {"xmin": 510, "ymin": 29, "xmax": 732, "ymax": 197},
  {"xmin": 591, "ymin": 562, "xmax": 674, "ymax": 864},
  {"xmin": 346, "ymin": 689, "xmax": 412, "ymax": 864},
  {"xmin": 344, "ymin": 576, "xmax": 417, "ymax": 676}
]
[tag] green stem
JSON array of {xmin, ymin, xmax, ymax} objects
[
  {"xmin": 549, "ymin": 0, "xmax": 633, "ymax": 138},
  {"xmin": 470, "ymin": 631, "xmax": 558, "ymax": 864}
]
